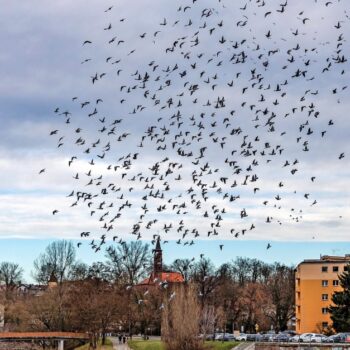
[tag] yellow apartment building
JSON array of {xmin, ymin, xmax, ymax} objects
[{"xmin": 295, "ymin": 255, "xmax": 350, "ymax": 334}]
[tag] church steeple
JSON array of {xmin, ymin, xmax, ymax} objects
[
  {"xmin": 154, "ymin": 236, "xmax": 163, "ymax": 276},
  {"xmin": 48, "ymin": 271, "xmax": 58, "ymax": 289}
]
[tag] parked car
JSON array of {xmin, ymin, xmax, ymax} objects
[
  {"xmin": 260, "ymin": 333, "xmax": 275, "ymax": 342},
  {"xmin": 214, "ymin": 333, "xmax": 225, "ymax": 340},
  {"xmin": 282, "ymin": 330, "xmax": 297, "ymax": 337},
  {"xmin": 272, "ymin": 333, "xmax": 291, "ymax": 342},
  {"xmin": 326, "ymin": 333, "xmax": 350, "ymax": 343},
  {"xmin": 299, "ymin": 333, "xmax": 314, "ymax": 342},
  {"xmin": 324, "ymin": 334, "xmax": 338, "ymax": 343},
  {"xmin": 299, "ymin": 333, "xmax": 324, "ymax": 343},
  {"xmin": 246, "ymin": 333, "xmax": 262, "ymax": 341},
  {"xmin": 198, "ymin": 333, "xmax": 214, "ymax": 340},
  {"xmin": 216, "ymin": 333, "xmax": 235, "ymax": 341},
  {"xmin": 260, "ymin": 333, "xmax": 274, "ymax": 342},
  {"xmin": 235, "ymin": 333, "xmax": 247, "ymax": 341},
  {"xmin": 310, "ymin": 334, "xmax": 328, "ymax": 343},
  {"xmin": 290, "ymin": 335, "xmax": 301, "ymax": 342}
]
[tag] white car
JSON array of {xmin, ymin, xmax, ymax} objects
[
  {"xmin": 215, "ymin": 333, "xmax": 235, "ymax": 341},
  {"xmin": 310, "ymin": 334, "xmax": 328, "ymax": 343},
  {"xmin": 235, "ymin": 333, "xmax": 247, "ymax": 341},
  {"xmin": 214, "ymin": 333, "xmax": 225, "ymax": 340},
  {"xmin": 299, "ymin": 333, "xmax": 325, "ymax": 343},
  {"xmin": 290, "ymin": 335, "xmax": 301, "ymax": 342}
]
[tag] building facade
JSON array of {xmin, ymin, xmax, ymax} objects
[{"xmin": 295, "ymin": 255, "xmax": 350, "ymax": 334}]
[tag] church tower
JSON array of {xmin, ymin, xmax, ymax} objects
[
  {"xmin": 48, "ymin": 271, "xmax": 58, "ymax": 289},
  {"xmin": 137, "ymin": 235, "xmax": 185, "ymax": 286},
  {"xmin": 153, "ymin": 236, "xmax": 163, "ymax": 277}
]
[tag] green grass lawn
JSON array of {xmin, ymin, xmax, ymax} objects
[
  {"xmin": 75, "ymin": 338, "xmax": 113, "ymax": 350},
  {"xmin": 128, "ymin": 339, "xmax": 240, "ymax": 350},
  {"xmin": 205, "ymin": 341, "xmax": 240, "ymax": 350},
  {"xmin": 128, "ymin": 340, "xmax": 165, "ymax": 350}
]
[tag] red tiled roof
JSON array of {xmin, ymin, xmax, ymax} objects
[{"xmin": 139, "ymin": 271, "xmax": 184, "ymax": 285}]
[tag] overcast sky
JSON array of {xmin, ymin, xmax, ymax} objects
[{"xmin": 0, "ymin": 0, "xmax": 349, "ymax": 275}]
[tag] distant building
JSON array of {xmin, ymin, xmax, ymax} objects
[
  {"xmin": 295, "ymin": 254, "xmax": 350, "ymax": 333},
  {"xmin": 48, "ymin": 272, "xmax": 58, "ymax": 289},
  {"xmin": 17, "ymin": 284, "xmax": 46, "ymax": 297},
  {"xmin": 138, "ymin": 237, "xmax": 184, "ymax": 286}
]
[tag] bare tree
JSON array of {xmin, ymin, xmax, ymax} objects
[
  {"xmin": 105, "ymin": 241, "xmax": 151, "ymax": 285},
  {"xmin": 68, "ymin": 278, "xmax": 124, "ymax": 348},
  {"xmin": 264, "ymin": 263, "xmax": 295, "ymax": 332},
  {"xmin": 29, "ymin": 285, "xmax": 73, "ymax": 331},
  {"xmin": 0, "ymin": 262, "xmax": 23, "ymax": 291},
  {"xmin": 192, "ymin": 258, "xmax": 222, "ymax": 309},
  {"xmin": 231, "ymin": 257, "xmax": 251, "ymax": 286},
  {"xmin": 213, "ymin": 267, "xmax": 243, "ymax": 334},
  {"xmin": 133, "ymin": 286, "xmax": 163, "ymax": 338},
  {"xmin": 170, "ymin": 259, "xmax": 194, "ymax": 283},
  {"xmin": 87, "ymin": 261, "xmax": 112, "ymax": 281},
  {"xmin": 69, "ymin": 261, "xmax": 89, "ymax": 281},
  {"xmin": 0, "ymin": 262, "xmax": 24, "ymax": 330},
  {"xmin": 32, "ymin": 240, "xmax": 76, "ymax": 284}
]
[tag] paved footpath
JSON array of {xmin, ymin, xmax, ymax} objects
[{"xmin": 110, "ymin": 337, "xmax": 130, "ymax": 350}]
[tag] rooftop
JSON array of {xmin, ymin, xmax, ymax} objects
[
  {"xmin": 139, "ymin": 271, "xmax": 184, "ymax": 286},
  {"xmin": 300, "ymin": 254, "xmax": 350, "ymax": 265}
]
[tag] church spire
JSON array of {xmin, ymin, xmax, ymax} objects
[
  {"xmin": 155, "ymin": 235, "xmax": 161, "ymax": 250},
  {"xmin": 154, "ymin": 236, "xmax": 163, "ymax": 276}
]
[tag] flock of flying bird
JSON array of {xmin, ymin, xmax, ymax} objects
[{"xmin": 40, "ymin": 0, "xmax": 348, "ymax": 267}]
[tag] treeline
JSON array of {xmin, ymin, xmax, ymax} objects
[{"xmin": 0, "ymin": 240, "xmax": 295, "ymax": 343}]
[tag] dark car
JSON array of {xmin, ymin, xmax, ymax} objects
[
  {"xmin": 327, "ymin": 333, "xmax": 350, "ymax": 343},
  {"xmin": 260, "ymin": 333, "xmax": 275, "ymax": 342},
  {"xmin": 282, "ymin": 330, "xmax": 297, "ymax": 337},
  {"xmin": 273, "ymin": 333, "xmax": 291, "ymax": 342},
  {"xmin": 246, "ymin": 334, "xmax": 263, "ymax": 342},
  {"xmin": 220, "ymin": 334, "xmax": 236, "ymax": 341}
]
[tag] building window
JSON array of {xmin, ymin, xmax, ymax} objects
[
  {"xmin": 322, "ymin": 294, "xmax": 328, "ymax": 301},
  {"xmin": 345, "ymin": 266, "xmax": 349, "ymax": 272},
  {"xmin": 322, "ymin": 280, "xmax": 328, "ymax": 287},
  {"xmin": 322, "ymin": 322, "xmax": 328, "ymax": 328},
  {"xmin": 322, "ymin": 308, "xmax": 328, "ymax": 314},
  {"xmin": 333, "ymin": 280, "xmax": 339, "ymax": 286},
  {"xmin": 322, "ymin": 266, "xmax": 328, "ymax": 272},
  {"xmin": 333, "ymin": 266, "xmax": 339, "ymax": 272}
]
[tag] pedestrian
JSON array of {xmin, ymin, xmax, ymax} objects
[
  {"xmin": 123, "ymin": 335, "xmax": 126, "ymax": 344},
  {"xmin": 118, "ymin": 334, "xmax": 122, "ymax": 344}
]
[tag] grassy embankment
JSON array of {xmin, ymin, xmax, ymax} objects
[{"xmin": 128, "ymin": 339, "xmax": 240, "ymax": 350}]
